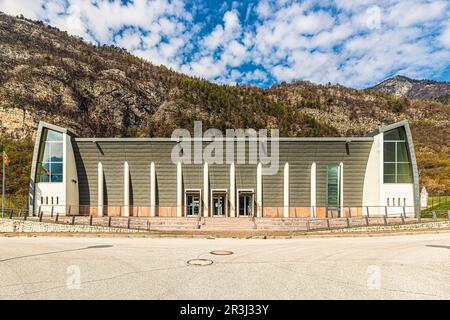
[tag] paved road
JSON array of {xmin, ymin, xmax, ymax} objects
[{"xmin": 0, "ymin": 233, "xmax": 449, "ymax": 299}]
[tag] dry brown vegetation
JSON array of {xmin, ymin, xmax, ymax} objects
[{"xmin": 0, "ymin": 12, "xmax": 448, "ymax": 207}]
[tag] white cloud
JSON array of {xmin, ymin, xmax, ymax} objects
[
  {"xmin": 0, "ymin": 0, "xmax": 449, "ymax": 87},
  {"xmin": 386, "ymin": 0, "xmax": 447, "ymax": 27},
  {"xmin": 440, "ymin": 22, "xmax": 450, "ymax": 48}
]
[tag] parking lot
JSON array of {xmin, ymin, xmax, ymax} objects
[{"xmin": 0, "ymin": 233, "xmax": 449, "ymax": 299}]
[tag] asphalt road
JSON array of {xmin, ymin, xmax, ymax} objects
[{"xmin": 0, "ymin": 233, "xmax": 449, "ymax": 300}]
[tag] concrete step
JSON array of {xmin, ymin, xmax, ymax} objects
[{"xmin": 148, "ymin": 225, "xmax": 199, "ymax": 230}]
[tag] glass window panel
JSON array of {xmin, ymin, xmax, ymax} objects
[
  {"xmin": 327, "ymin": 165, "xmax": 339, "ymax": 206},
  {"xmin": 37, "ymin": 174, "xmax": 50, "ymax": 183},
  {"xmin": 239, "ymin": 196, "xmax": 245, "ymax": 215},
  {"xmin": 41, "ymin": 162, "xmax": 51, "ymax": 173},
  {"xmin": 50, "ymin": 142, "xmax": 63, "ymax": 162},
  {"xmin": 384, "ymin": 174, "xmax": 396, "ymax": 183},
  {"xmin": 384, "ymin": 127, "xmax": 407, "ymax": 141},
  {"xmin": 46, "ymin": 130, "xmax": 63, "ymax": 141},
  {"xmin": 384, "ymin": 163, "xmax": 396, "ymax": 175},
  {"xmin": 51, "ymin": 175, "xmax": 63, "ymax": 183},
  {"xmin": 39, "ymin": 142, "xmax": 51, "ymax": 163},
  {"xmin": 384, "ymin": 130, "xmax": 401, "ymax": 141},
  {"xmin": 397, "ymin": 174, "xmax": 412, "ymax": 183},
  {"xmin": 51, "ymin": 162, "xmax": 63, "ymax": 175},
  {"xmin": 396, "ymin": 142, "xmax": 410, "ymax": 162},
  {"xmin": 396, "ymin": 163, "xmax": 411, "ymax": 175},
  {"xmin": 383, "ymin": 142, "xmax": 396, "ymax": 162},
  {"xmin": 37, "ymin": 163, "xmax": 50, "ymax": 182}
]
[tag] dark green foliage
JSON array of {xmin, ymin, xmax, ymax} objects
[
  {"xmin": 388, "ymin": 98, "xmax": 409, "ymax": 113},
  {"xmin": 0, "ymin": 137, "xmax": 34, "ymax": 208}
]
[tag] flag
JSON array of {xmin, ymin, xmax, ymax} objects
[{"xmin": 1, "ymin": 152, "xmax": 9, "ymax": 167}]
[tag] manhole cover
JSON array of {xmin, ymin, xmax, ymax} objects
[
  {"xmin": 210, "ymin": 250, "xmax": 234, "ymax": 256},
  {"xmin": 187, "ymin": 258, "xmax": 213, "ymax": 266}
]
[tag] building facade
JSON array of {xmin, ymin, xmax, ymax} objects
[{"xmin": 29, "ymin": 120, "xmax": 420, "ymax": 218}]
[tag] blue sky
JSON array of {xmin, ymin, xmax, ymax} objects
[{"xmin": 1, "ymin": 0, "xmax": 449, "ymax": 88}]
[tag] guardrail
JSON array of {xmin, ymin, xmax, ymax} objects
[
  {"xmin": 3, "ymin": 206, "xmax": 449, "ymax": 233},
  {"xmin": 34, "ymin": 204, "xmax": 418, "ymax": 218},
  {"xmin": 0, "ymin": 207, "xmax": 26, "ymax": 219}
]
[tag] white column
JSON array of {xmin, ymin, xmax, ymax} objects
[
  {"xmin": 229, "ymin": 163, "xmax": 236, "ymax": 217},
  {"xmin": 310, "ymin": 162, "xmax": 316, "ymax": 218},
  {"xmin": 284, "ymin": 162, "xmax": 289, "ymax": 218},
  {"xmin": 203, "ymin": 163, "xmax": 209, "ymax": 217},
  {"xmin": 177, "ymin": 162, "xmax": 182, "ymax": 217},
  {"xmin": 256, "ymin": 162, "xmax": 262, "ymax": 217},
  {"xmin": 123, "ymin": 161, "xmax": 129, "ymax": 217},
  {"xmin": 339, "ymin": 162, "xmax": 344, "ymax": 217},
  {"xmin": 98, "ymin": 162, "xmax": 103, "ymax": 217},
  {"xmin": 150, "ymin": 162, "xmax": 156, "ymax": 217}
]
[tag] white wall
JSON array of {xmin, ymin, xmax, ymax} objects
[
  {"xmin": 383, "ymin": 184, "xmax": 414, "ymax": 216},
  {"xmin": 34, "ymin": 183, "xmax": 65, "ymax": 214},
  {"xmin": 362, "ymin": 133, "xmax": 382, "ymax": 211},
  {"xmin": 65, "ymin": 134, "xmax": 79, "ymax": 214}
]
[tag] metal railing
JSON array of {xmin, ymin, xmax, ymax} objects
[
  {"xmin": 3, "ymin": 206, "xmax": 449, "ymax": 233},
  {"xmin": 33, "ymin": 204, "xmax": 419, "ymax": 218},
  {"xmin": 1, "ymin": 207, "xmax": 26, "ymax": 219}
]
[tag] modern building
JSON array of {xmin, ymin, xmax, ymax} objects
[{"xmin": 29, "ymin": 120, "xmax": 420, "ymax": 218}]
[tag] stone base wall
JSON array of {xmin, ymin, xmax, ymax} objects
[
  {"xmin": 0, "ymin": 219, "xmax": 143, "ymax": 233},
  {"xmin": 322, "ymin": 220, "xmax": 450, "ymax": 233}
]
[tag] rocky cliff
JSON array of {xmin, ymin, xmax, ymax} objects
[
  {"xmin": 371, "ymin": 75, "xmax": 450, "ymax": 104},
  {"xmin": 0, "ymin": 12, "xmax": 449, "ymax": 198}
]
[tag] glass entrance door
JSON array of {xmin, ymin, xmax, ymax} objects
[
  {"xmin": 186, "ymin": 193, "xmax": 201, "ymax": 216},
  {"xmin": 239, "ymin": 193, "xmax": 253, "ymax": 216},
  {"xmin": 212, "ymin": 193, "xmax": 226, "ymax": 216}
]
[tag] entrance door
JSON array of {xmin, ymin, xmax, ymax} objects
[
  {"xmin": 212, "ymin": 193, "xmax": 226, "ymax": 216},
  {"xmin": 239, "ymin": 193, "xmax": 253, "ymax": 216},
  {"xmin": 186, "ymin": 193, "xmax": 201, "ymax": 216}
]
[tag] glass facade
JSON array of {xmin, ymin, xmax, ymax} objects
[
  {"xmin": 383, "ymin": 128, "xmax": 412, "ymax": 183},
  {"xmin": 37, "ymin": 129, "xmax": 64, "ymax": 183}
]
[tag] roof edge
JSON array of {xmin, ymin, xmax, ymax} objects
[
  {"xmin": 73, "ymin": 137, "xmax": 374, "ymax": 142},
  {"xmin": 365, "ymin": 119, "xmax": 410, "ymax": 137},
  {"xmin": 37, "ymin": 121, "xmax": 77, "ymax": 137}
]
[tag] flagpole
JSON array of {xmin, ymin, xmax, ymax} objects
[{"xmin": 1, "ymin": 145, "xmax": 5, "ymax": 218}]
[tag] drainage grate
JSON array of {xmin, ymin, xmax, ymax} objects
[
  {"xmin": 210, "ymin": 250, "xmax": 234, "ymax": 256},
  {"xmin": 187, "ymin": 258, "xmax": 214, "ymax": 266}
]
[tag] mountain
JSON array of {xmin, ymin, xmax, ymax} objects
[
  {"xmin": 0, "ymin": 12, "xmax": 449, "ymax": 204},
  {"xmin": 371, "ymin": 75, "xmax": 450, "ymax": 104},
  {"xmin": 0, "ymin": 12, "xmax": 338, "ymax": 140}
]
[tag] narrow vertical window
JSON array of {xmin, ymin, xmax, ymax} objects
[{"xmin": 327, "ymin": 164, "xmax": 341, "ymax": 207}]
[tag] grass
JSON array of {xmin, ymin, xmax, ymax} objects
[{"xmin": 421, "ymin": 196, "xmax": 450, "ymax": 218}]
